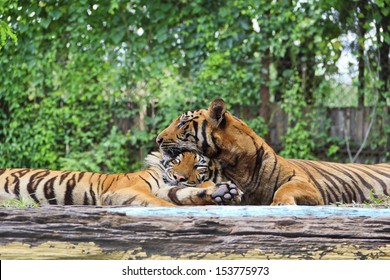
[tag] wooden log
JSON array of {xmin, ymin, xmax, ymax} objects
[{"xmin": 0, "ymin": 206, "xmax": 389, "ymax": 260}]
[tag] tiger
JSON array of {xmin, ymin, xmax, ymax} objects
[
  {"xmin": 156, "ymin": 98, "xmax": 390, "ymax": 205},
  {"xmin": 0, "ymin": 151, "xmax": 241, "ymax": 207}
]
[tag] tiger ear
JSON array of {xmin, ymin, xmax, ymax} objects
[{"xmin": 208, "ymin": 98, "xmax": 227, "ymax": 128}]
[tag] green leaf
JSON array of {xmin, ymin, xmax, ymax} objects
[
  {"xmin": 111, "ymin": 27, "xmax": 125, "ymax": 44},
  {"xmin": 156, "ymin": 26, "xmax": 168, "ymax": 43},
  {"xmin": 381, "ymin": 7, "xmax": 389, "ymax": 16},
  {"xmin": 49, "ymin": 9, "xmax": 62, "ymax": 20},
  {"xmin": 41, "ymin": 18, "xmax": 51, "ymax": 29}
]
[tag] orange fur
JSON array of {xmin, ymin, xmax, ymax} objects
[
  {"xmin": 0, "ymin": 151, "xmax": 240, "ymax": 206},
  {"xmin": 157, "ymin": 99, "xmax": 390, "ymax": 205}
]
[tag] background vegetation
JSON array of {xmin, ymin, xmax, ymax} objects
[{"xmin": 0, "ymin": 0, "xmax": 389, "ymax": 173}]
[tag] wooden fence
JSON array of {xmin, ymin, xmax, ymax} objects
[{"xmin": 267, "ymin": 105, "xmax": 387, "ymax": 162}]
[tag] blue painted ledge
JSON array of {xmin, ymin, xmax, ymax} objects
[{"xmin": 109, "ymin": 205, "xmax": 390, "ymax": 218}]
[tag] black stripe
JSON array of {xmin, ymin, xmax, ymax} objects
[
  {"xmin": 15, "ymin": 168, "xmax": 31, "ymax": 177},
  {"xmin": 101, "ymin": 175, "xmax": 111, "ymax": 193},
  {"xmin": 10, "ymin": 172, "xmax": 20, "ymax": 197},
  {"xmin": 13, "ymin": 179, "xmax": 20, "ymax": 197},
  {"xmin": 236, "ymin": 135, "xmax": 264, "ymax": 193},
  {"xmin": 96, "ymin": 174, "xmax": 103, "ymax": 196},
  {"xmin": 265, "ymin": 152, "xmax": 281, "ymax": 196},
  {"xmin": 4, "ymin": 177, "xmax": 9, "ymax": 194},
  {"xmin": 122, "ymin": 195, "xmax": 139, "ymax": 205},
  {"xmin": 146, "ymin": 171, "xmax": 160, "ymax": 189},
  {"xmin": 0, "ymin": 168, "xmax": 6, "ymax": 176},
  {"xmin": 44, "ymin": 177, "xmax": 57, "ymax": 205},
  {"xmin": 89, "ymin": 172, "xmax": 96, "ymax": 184},
  {"xmin": 197, "ymin": 189, "xmax": 207, "ymax": 199},
  {"xmin": 286, "ymin": 169, "xmax": 296, "ymax": 182},
  {"xmin": 193, "ymin": 121, "xmax": 199, "ymax": 142},
  {"xmin": 273, "ymin": 168, "xmax": 281, "ymax": 195},
  {"xmin": 101, "ymin": 175, "xmax": 115, "ymax": 195},
  {"xmin": 27, "ymin": 170, "xmax": 51, "ymax": 203},
  {"xmin": 340, "ymin": 191, "xmax": 348, "ymax": 203},
  {"xmin": 201, "ymin": 120, "xmax": 210, "ymax": 155},
  {"xmin": 64, "ymin": 174, "xmax": 76, "ymax": 205},
  {"xmin": 168, "ymin": 187, "xmax": 184, "ymax": 205},
  {"xmin": 89, "ymin": 186, "xmax": 97, "ymax": 205},
  {"xmin": 210, "ymin": 134, "xmax": 222, "ymax": 157},
  {"xmin": 212, "ymin": 163, "xmax": 219, "ymax": 182},
  {"xmin": 78, "ymin": 172, "xmax": 85, "ymax": 182},
  {"xmin": 140, "ymin": 175, "xmax": 153, "ymax": 191},
  {"xmin": 250, "ymin": 145, "xmax": 265, "ymax": 190},
  {"xmin": 323, "ymin": 188, "xmax": 332, "ymax": 204},
  {"xmin": 322, "ymin": 180, "xmax": 339, "ymax": 203},
  {"xmin": 269, "ymin": 153, "xmax": 278, "ymax": 180},
  {"xmin": 83, "ymin": 192, "xmax": 90, "ymax": 205},
  {"xmin": 313, "ymin": 183, "xmax": 326, "ymax": 204},
  {"xmin": 60, "ymin": 171, "xmax": 71, "ymax": 184}
]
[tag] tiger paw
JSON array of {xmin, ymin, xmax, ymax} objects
[
  {"xmin": 211, "ymin": 181, "xmax": 242, "ymax": 205},
  {"xmin": 270, "ymin": 197, "xmax": 296, "ymax": 206},
  {"xmin": 271, "ymin": 194, "xmax": 297, "ymax": 206}
]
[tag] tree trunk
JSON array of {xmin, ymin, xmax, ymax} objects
[
  {"xmin": 375, "ymin": 4, "xmax": 389, "ymax": 152},
  {"xmin": 259, "ymin": 48, "xmax": 271, "ymax": 141},
  {"xmin": 1, "ymin": 206, "xmax": 389, "ymax": 260},
  {"xmin": 377, "ymin": 4, "xmax": 389, "ymax": 103},
  {"xmin": 357, "ymin": 1, "xmax": 366, "ymax": 107}
]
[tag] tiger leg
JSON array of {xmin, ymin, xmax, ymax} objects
[
  {"xmin": 156, "ymin": 181, "xmax": 242, "ymax": 205},
  {"xmin": 271, "ymin": 181, "xmax": 324, "ymax": 206},
  {"xmin": 101, "ymin": 188, "xmax": 175, "ymax": 206}
]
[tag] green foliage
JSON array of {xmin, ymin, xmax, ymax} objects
[
  {"xmin": 246, "ymin": 117, "xmax": 269, "ymax": 138},
  {"xmin": 59, "ymin": 127, "xmax": 133, "ymax": 173},
  {"xmin": 279, "ymin": 77, "xmax": 315, "ymax": 159},
  {"xmin": 367, "ymin": 189, "xmax": 387, "ymax": 205},
  {"xmin": 332, "ymin": 189, "xmax": 390, "ymax": 208},
  {"xmin": 0, "ymin": 197, "xmax": 39, "ymax": 208},
  {"xmin": 0, "ymin": 19, "xmax": 17, "ymax": 48},
  {"xmin": 0, "ymin": 0, "xmax": 388, "ymax": 171}
]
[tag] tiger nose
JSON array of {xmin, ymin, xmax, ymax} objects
[
  {"xmin": 156, "ymin": 135, "xmax": 163, "ymax": 146},
  {"xmin": 173, "ymin": 173, "xmax": 186, "ymax": 183}
]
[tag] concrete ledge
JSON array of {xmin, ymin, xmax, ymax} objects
[{"xmin": 109, "ymin": 205, "xmax": 390, "ymax": 217}]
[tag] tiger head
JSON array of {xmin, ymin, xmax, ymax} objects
[
  {"xmin": 156, "ymin": 99, "xmax": 261, "ymax": 165},
  {"xmin": 162, "ymin": 151, "xmax": 221, "ymax": 187},
  {"xmin": 156, "ymin": 99, "xmax": 226, "ymax": 159}
]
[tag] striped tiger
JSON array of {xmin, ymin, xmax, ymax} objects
[
  {"xmin": 0, "ymin": 151, "xmax": 241, "ymax": 207},
  {"xmin": 156, "ymin": 99, "xmax": 390, "ymax": 205}
]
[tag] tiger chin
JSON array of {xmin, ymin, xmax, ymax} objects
[
  {"xmin": 0, "ymin": 151, "xmax": 241, "ymax": 207},
  {"xmin": 156, "ymin": 99, "xmax": 390, "ymax": 206}
]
